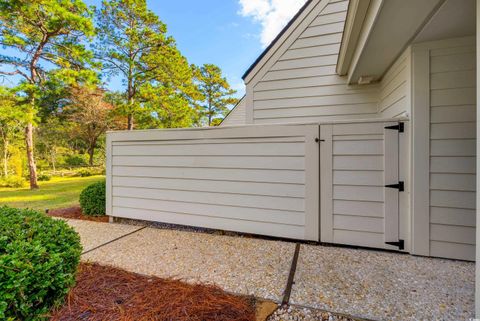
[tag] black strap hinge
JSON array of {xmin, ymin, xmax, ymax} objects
[
  {"xmin": 385, "ymin": 181, "xmax": 404, "ymax": 192},
  {"xmin": 385, "ymin": 122, "xmax": 404, "ymax": 133},
  {"xmin": 385, "ymin": 240, "xmax": 404, "ymax": 250}
]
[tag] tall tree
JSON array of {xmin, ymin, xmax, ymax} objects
[
  {"xmin": 0, "ymin": 0, "xmax": 97, "ymax": 188},
  {"xmin": 95, "ymin": 0, "xmax": 199, "ymax": 130},
  {"xmin": 196, "ymin": 64, "xmax": 237, "ymax": 126},
  {"xmin": 0, "ymin": 87, "xmax": 27, "ymax": 177},
  {"xmin": 64, "ymin": 86, "xmax": 115, "ymax": 166}
]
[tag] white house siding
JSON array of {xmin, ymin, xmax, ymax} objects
[
  {"xmin": 251, "ymin": 0, "xmax": 380, "ymax": 124},
  {"xmin": 106, "ymin": 125, "xmax": 319, "ymax": 241},
  {"xmin": 221, "ymin": 97, "xmax": 246, "ymax": 126},
  {"xmin": 320, "ymin": 120, "xmax": 408, "ymax": 250},
  {"xmin": 379, "ymin": 48, "xmax": 411, "ymax": 118},
  {"xmin": 428, "ymin": 39, "xmax": 476, "ymax": 261}
]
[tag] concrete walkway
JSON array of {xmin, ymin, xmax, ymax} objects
[{"xmin": 66, "ymin": 219, "xmax": 475, "ymax": 321}]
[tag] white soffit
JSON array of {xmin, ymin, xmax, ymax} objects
[
  {"xmin": 414, "ymin": 0, "xmax": 475, "ymax": 43},
  {"xmin": 347, "ymin": 0, "xmax": 444, "ymax": 84}
]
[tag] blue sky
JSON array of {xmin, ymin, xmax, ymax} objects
[
  {"xmin": 83, "ymin": 0, "xmax": 269, "ymax": 97},
  {"xmin": 1, "ymin": 0, "xmax": 307, "ymax": 98}
]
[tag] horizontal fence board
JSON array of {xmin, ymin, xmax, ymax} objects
[
  {"xmin": 113, "ymin": 166, "xmax": 305, "ymax": 184},
  {"xmin": 333, "ymin": 200, "xmax": 384, "ymax": 217},
  {"xmin": 333, "ymin": 170, "xmax": 383, "ymax": 186},
  {"xmin": 112, "ymin": 186, "xmax": 304, "ymax": 212},
  {"xmin": 333, "ymin": 155, "xmax": 383, "ymax": 171},
  {"xmin": 112, "ymin": 176, "xmax": 305, "ymax": 198},
  {"xmin": 333, "ymin": 229, "xmax": 384, "ymax": 248},
  {"xmin": 112, "ymin": 155, "xmax": 304, "ymax": 170},
  {"xmin": 333, "ymin": 140, "xmax": 383, "ymax": 155},
  {"xmin": 333, "ymin": 215, "xmax": 384, "ymax": 233},
  {"xmin": 112, "ymin": 207, "xmax": 306, "ymax": 240},
  {"xmin": 333, "ymin": 185, "xmax": 383, "ymax": 202},
  {"xmin": 113, "ymin": 197, "xmax": 305, "ymax": 226},
  {"xmin": 113, "ymin": 142, "xmax": 305, "ymax": 157}
]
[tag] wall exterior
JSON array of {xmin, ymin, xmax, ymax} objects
[
  {"xmin": 106, "ymin": 125, "xmax": 319, "ymax": 241},
  {"xmin": 379, "ymin": 48, "xmax": 411, "ymax": 118},
  {"xmin": 247, "ymin": 0, "xmax": 380, "ymax": 124},
  {"xmin": 412, "ymin": 36, "xmax": 476, "ymax": 261},
  {"xmin": 221, "ymin": 97, "xmax": 246, "ymax": 126}
]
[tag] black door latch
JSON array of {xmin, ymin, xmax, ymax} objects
[{"xmin": 385, "ymin": 181, "xmax": 404, "ymax": 192}]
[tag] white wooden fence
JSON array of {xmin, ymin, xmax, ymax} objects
[
  {"xmin": 106, "ymin": 119, "xmax": 408, "ymax": 248},
  {"xmin": 107, "ymin": 124, "xmax": 320, "ymax": 240}
]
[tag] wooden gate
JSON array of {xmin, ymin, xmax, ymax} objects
[{"xmin": 319, "ymin": 120, "xmax": 408, "ymax": 251}]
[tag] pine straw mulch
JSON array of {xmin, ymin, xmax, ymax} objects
[
  {"xmin": 48, "ymin": 206, "xmax": 109, "ymax": 222},
  {"xmin": 50, "ymin": 263, "xmax": 256, "ymax": 321}
]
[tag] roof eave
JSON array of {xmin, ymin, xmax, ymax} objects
[{"xmin": 336, "ymin": 0, "xmax": 372, "ymax": 76}]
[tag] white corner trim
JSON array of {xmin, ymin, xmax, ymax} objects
[{"xmin": 410, "ymin": 45, "xmax": 430, "ymax": 256}]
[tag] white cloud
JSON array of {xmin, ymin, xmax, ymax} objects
[{"xmin": 238, "ymin": 0, "xmax": 308, "ymax": 47}]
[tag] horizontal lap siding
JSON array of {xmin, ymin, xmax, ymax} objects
[
  {"xmin": 252, "ymin": 0, "xmax": 379, "ymax": 124},
  {"xmin": 109, "ymin": 127, "xmax": 317, "ymax": 240},
  {"xmin": 429, "ymin": 43, "xmax": 476, "ymax": 261},
  {"xmin": 221, "ymin": 97, "xmax": 247, "ymax": 126},
  {"xmin": 379, "ymin": 49, "xmax": 410, "ymax": 118},
  {"xmin": 330, "ymin": 122, "xmax": 386, "ymax": 248}
]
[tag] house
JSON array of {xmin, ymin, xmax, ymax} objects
[{"xmin": 106, "ymin": 0, "xmax": 477, "ymax": 267}]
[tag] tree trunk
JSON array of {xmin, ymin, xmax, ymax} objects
[
  {"xmin": 25, "ymin": 122, "xmax": 38, "ymax": 189},
  {"xmin": 127, "ymin": 114, "xmax": 133, "ymax": 130},
  {"xmin": 88, "ymin": 146, "xmax": 94, "ymax": 166},
  {"xmin": 2, "ymin": 139, "xmax": 8, "ymax": 177}
]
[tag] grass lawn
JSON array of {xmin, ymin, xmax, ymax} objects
[{"xmin": 0, "ymin": 175, "xmax": 105, "ymax": 211}]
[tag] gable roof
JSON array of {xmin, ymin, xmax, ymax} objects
[{"xmin": 241, "ymin": 0, "xmax": 313, "ymax": 80}]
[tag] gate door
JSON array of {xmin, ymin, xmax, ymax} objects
[{"xmin": 320, "ymin": 120, "xmax": 407, "ymax": 251}]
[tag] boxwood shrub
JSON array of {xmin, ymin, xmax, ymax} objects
[
  {"xmin": 79, "ymin": 180, "xmax": 106, "ymax": 216},
  {"xmin": 0, "ymin": 206, "xmax": 82, "ymax": 320}
]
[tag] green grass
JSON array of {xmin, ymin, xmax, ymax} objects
[{"xmin": 0, "ymin": 175, "xmax": 105, "ymax": 211}]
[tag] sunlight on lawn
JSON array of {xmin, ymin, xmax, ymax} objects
[{"xmin": 0, "ymin": 176, "xmax": 105, "ymax": 211}]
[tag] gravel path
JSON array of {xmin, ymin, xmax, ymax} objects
[
  {"xmin": 291, "ymin": 244, "xmax": 475, "ymax": 321},
  {"xmin": 268, "ymin": 306, "xmax": 357, "ymax": 321},
  {"xmin": 82, "ymin": 226, "xmax": 295, "ymax": 301},
  {"xmin": 66, "ymin": 219, "xmax": 140, "ymax": 252}
]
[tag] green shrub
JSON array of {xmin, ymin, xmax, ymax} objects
[
  {"xmin": 76, "ymin": 168, "xmax": 93, "ymax": 177},
  {"xmin": 0, "ymin": 207, "xmax": 82, "ymax": 320},
  {"xmin": 79, "ymin": 180, "xmax": 106, "ymax": 216},
  {"xmin": 64, "ymin": 154, "xmax": 88, "ymax": 167},
  {"xmin": 37, "ymin": 174, "xmax": 51, "ymax": 181},
  {"xmin": 0, "ymin": 176, "xmax": 27, "ymax": 188}
]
